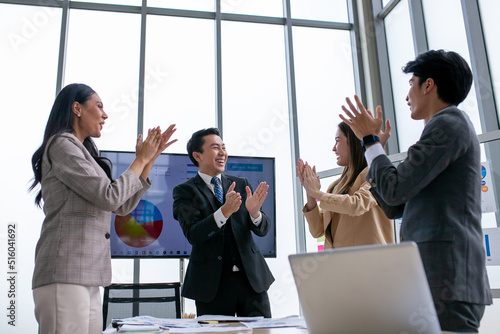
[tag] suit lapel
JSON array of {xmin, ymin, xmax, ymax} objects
[
  {"xmin": 221, "ymin": 174, "xmax": 231, "ymax": 196},
  {"xmin": 193, "ymin": 174, "xmax": 220, "ymax": 211}
]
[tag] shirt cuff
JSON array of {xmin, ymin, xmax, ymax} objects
[
  {"xmin": 364, "ymin": 142, "xmax": 386, "ymax": 167},
  {"xmin": 214, "ymin": 208, "xmax": 228, "ymax": 228},
  {"xmin": 250, "ymin": 212, "xmax": 262, "ymax": 226}
]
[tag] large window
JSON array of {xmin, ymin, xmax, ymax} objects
[{"xmin": 0, "ymin": 1, "xmax": 360, "ymax": 331}]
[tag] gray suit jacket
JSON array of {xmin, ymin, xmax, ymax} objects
[
  {"xmin": 32, "ymin": 133, "xmax": 150, "ymax": 289},
  {"xmin": 367, "ymin": 106, "xmax": 492, "ymax": 305}
]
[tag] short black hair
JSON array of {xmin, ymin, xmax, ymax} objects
[
  {"xmin": 402, "ymin": 49, "xmax": 473, "ymax": 106},
  {"xmin": 187, "ymin": 128, "xmax": 221, "ymax": 166}
]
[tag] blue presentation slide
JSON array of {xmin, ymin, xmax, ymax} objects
[{"xmin": 101, "ymin": 151, "xmax": 276, "ymax": 258}]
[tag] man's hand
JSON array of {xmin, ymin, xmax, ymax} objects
[
  {"xmin": 245, "ymin": 182, "xmax": 269, "ymax": 219},
  {"xmin": 339, "ymin": 95, "xmax": 384, "ymax": 140},
  {"xmin": 378, "ymin": 119, "xmax": 392, "ymax": 148},
  {"xmin": 221, "ymin": 182, "xmax": 241, "ymax": 218}
]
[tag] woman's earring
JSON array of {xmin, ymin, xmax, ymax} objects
[{"xmin": 77, "ymin": 114, "xmax": 81, "ymax": 117}]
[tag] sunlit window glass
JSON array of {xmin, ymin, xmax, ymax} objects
[
  {"xmin": 478, "ymin": 0, "xmax": 500, "ymax": 121},
  {"xmin": 384, "ymin": 0, "xmax": 416, "ymax": 152},
  {"xmin": 221, "ymin": 21, "xmax": 288, "ymax": 158},
  {"xmin": 422, "ymin": 0, "xmax": 482, "ymax": 134},
  {"xmin": 221, "ymin": 0, "xmax": 282, "ymax": 17},
  {"xmin": 71, "ymin": 0, "xmax": 142, "ymax": 5},
  {"xmin": 64, "ymin": 9, "xmax": 141, "ymax": 152},
  {"xmin": 144, "ymin": 16, "xmax": 215, "ymax": 153},
  {"xmin": 293, "ymin": 26, "xmax": 355, "ymax": 172},
  {"xmin": 148, "ymin": 0, "xmax": 214, "ymax": 12},
  {"xmin": 290, "ymin": 0, "xmax": 348, "ymax": 23}
]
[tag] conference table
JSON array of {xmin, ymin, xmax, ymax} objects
[{"xmin": 105, "ymin": 322, "xmax": 308, "ymax": 333}]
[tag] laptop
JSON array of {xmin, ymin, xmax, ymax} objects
[{"xmin": 288, "ymin": 242, "xmax": 441, "ymax": 334}]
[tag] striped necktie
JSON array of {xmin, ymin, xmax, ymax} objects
[{"xmin": 211, "ymin": 177, "xmax": 223, "ymax": 204}]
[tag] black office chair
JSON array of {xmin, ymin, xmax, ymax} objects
[{"xmin": 102, "ymin": 282, "xmax": 181, "ymax": 330}]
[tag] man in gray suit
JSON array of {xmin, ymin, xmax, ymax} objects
[{"xmin": 340, "ymin": 50, "xmax": 492, "ymax": 332}]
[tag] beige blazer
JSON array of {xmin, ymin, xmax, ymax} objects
[
  {"xmin": 32, "ymin": 133, "xmax": 150, "ymax": 289},
  {"xmin": 303, "ymin": 167, "xmax": 394, "ymax": 249}
]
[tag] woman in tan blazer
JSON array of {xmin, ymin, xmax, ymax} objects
[
  {"xmin": 29, "ymin": 84, "xmax": 176, "ymax": 334},
  {"xmin": 297, "ymin": 122, "xmax": 394, "ymax": 249}
]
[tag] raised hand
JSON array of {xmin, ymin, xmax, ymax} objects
[
  {"xmin": 302, "ymin": 163, "xmax": 321, "ymax": 199},
  {"xmin": 135, "ymin": 127, "xmax": 162, "ymax": 163},
  {"xmin": 221, "ymin": 182, "xmax": 241, "ymax": 218},
  {"xmin": 379, "ymin": 119, "xmax": 391, "ymax": 148},
  {"xmin": 245, "ymin": 182, "xmax": 269, "ymax": 218},
  {"xmin": 151, "ymin": 124, "xmax": 178, "ymax": 161},
  {"xmin": 340, "ymin": 95, "xmax": 384, "ymax": 140}
]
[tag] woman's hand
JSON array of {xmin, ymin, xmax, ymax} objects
[
  {"xmin": 135, "ymin": 127, "xmax": 162, "ymax": 163},
  {"xmin": 151, "ymin": 124, "xmax": 178, "ymax": 161},
  {"xmin": 302, "ymin": 163, "xmax": 322, "ymax": 200}
]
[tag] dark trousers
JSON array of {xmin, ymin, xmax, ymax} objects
[
  {"xmin": 195, "ymin": 271, "xmax": 271, "ymax": 318},
  {"xmin": 434, "ymin": 300, "xmax": 485, "ymax": 333}
]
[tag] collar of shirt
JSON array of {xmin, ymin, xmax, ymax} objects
[{"xmin": 198, "ymin": 171, "xmax": 221, "ymax": 194}]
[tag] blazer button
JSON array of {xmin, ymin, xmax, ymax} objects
[
  {"xmin": 218, "ymin": 256, "xmax": 222, "ymax": 260},
  {"xmin": 105, "ymin": 232, "xmax": 110, "ymax": 239}
]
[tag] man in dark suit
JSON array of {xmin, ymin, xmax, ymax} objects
[
  {"xmin": 173, "ymin": 128, "xmax": 274, "ymax": 317},
  {"xmin": 340, "ymin": 50, "xmax": 492, "ymax": 332}
]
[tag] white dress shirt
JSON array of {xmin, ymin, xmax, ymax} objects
[{"xmin": 197, "ymin": 172, "xmax": 262, "ymax": 229}]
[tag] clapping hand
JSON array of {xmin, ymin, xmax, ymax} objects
[
  {"xmin": 152, "ymin": 124, "xmax": 178, "ymax": 161},
  {"xmin": 301, "ymin": 163, "xmax": 321, "ymax": 199},
  {"xmin": 245, "ymin": 182, "xmax": 269, "ymax": 219},
  {"xmin": 136, "ymin": 127, "xmax": 162, "ymax": 163},
  {"xmin": 340, "ymin": 95, "xmax": 385, "ymax": 140},
  {"xmin": 221, "ymin": 182, "xmax": 242, "ymax": 218}
]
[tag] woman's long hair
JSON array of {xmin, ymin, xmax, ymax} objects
[
  {"xmin": 330, "ymin": 122, "xmax": 367, "ymax": 194},
  {"xmin": 29, "ymin": 83, "xmax": 112, "ymax": 207}
]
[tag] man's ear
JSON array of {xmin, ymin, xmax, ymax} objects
[
  {"xmin": 193, "ymin": 151, "xmax": 202, "ymax": 164},
  {"xmin": 424, "ymin": 78, "xmax": 435, "ymax": 93}
]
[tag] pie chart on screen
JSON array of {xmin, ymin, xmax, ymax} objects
[{"xmin": 114, "ymin": 200, "xmax": 163, "ymax": 248}]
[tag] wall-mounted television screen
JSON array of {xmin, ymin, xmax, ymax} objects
[{"xmin": 101, "ymin": 151, "xmax": 276, "ymax": 258}]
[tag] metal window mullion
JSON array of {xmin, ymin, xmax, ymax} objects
[
  {"xmin": 215, "ymin": 0, "xmax": 223, "ymax": 136},
  {"xmin": 377, "ymin": 0, "xmax": 401, "ymax": 20},
  {"xmin": 461, "ymin": 0, "xmax": 500, "ymax": 226},
  {"xmin": 131, "ymin": 0, "xmax": 148, "ymax": 296},
  {"xmin": 348, "ymin": 0, "xmax": 366, "ymax": 102},
  {"xmin": 136, "ymin": 0, "xmax": 147, "ymax": 137},
  {"xmin": 0, "ymin": 0, "xmax": 60, "ymax": 8},
  {"xmin": 371, "ymin": 0, "xmax": 399, "ymax": 154},
  {"xmin": 55, "ymin": 0, "xmax": 68, "ymax": 94},
  {"xmin": 408, "ymin": 0, "xmax": 428, "ymax": 55},
  {"xmin": 282, "ymin": 0, "xmax": 305, "ymax": 254}
]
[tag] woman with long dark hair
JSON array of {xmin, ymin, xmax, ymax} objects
[
  {"xmin": 297, "ymin": 121, "xmax": 394, "ymax": 249},
  {"xmin": 30, "ymin": 83, "xmax": 177, "ymax": 333}
]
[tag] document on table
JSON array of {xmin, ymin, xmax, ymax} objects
[
  {"xmin": 240, "ymin": 315, "xmax": 307, "ymax": 329},
  {"xmin": 102, "ymin": 316, "xmax": 251, "ymax": 334},
  {"xmin": 196, "ymin": 315, "xmax": 264, "ymax": 322}
]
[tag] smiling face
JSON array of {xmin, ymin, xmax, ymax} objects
[
  {"xmin": 194, "ymin": 134, "xmax": 228, "ymax": 177},
  {"xmin": 72, "ymin": 93, "xmax": 107, "ymax": 142},
  {"xmin": 332, "ymin": 127, "xmax": 350, "ymax": 167}
]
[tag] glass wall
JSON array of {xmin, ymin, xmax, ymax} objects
[
  {"xmin": 0, "ymin": 0, "xmax": 360, "ymax": 331},
  {"xmin": 0, "ymin": 4, "xmax": 61, "ymax": 332}
]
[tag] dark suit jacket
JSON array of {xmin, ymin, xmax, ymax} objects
[
  {"xmin": 367, "ymin": 106, "xmax": 492, "ymax": 305},
  {"xmin": 172, "ymin": 173, "xmax": 275, "ymax": 303}
]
